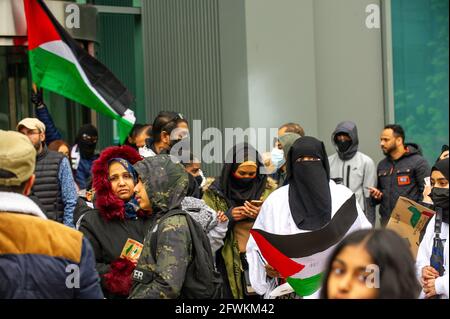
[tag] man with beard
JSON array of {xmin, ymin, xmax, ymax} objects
[
  {"xmin": 71, "ymin": 124, "xmax": 99, "ymax": 190},
  {"xmin": 369, "ymin": 124, "xmax": 430, "ymax": 226},
  {"xmin": 17, "ymin": 118, "xmax": 77, "ymax": 227},
  {"xmin": 329, "ymin": 121, "xmax": 377, "ymax": 225}
]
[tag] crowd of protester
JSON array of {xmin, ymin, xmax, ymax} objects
[{"xmin": 0, "ymin": 91, "xmax": 448, "ymax": 300}]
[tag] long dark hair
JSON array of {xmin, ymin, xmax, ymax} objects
[
  {"xmin": 151, "ymin": 111, "xmax": 182, "ymax": 142},
  {"xmin": 320, "ymin": 229, "xmax": 421, "ymax": 299}
]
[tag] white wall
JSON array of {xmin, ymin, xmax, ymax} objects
[
  {"xmin": 245, "ymin": 0, "xmax": 318, "ymax": 137},
  {"xmin": 313, "ymin": 0, "xmax": 385, "ymax": 163},
  {"xmin": 245, "ymin": 0, "xmax": 385, "ymax": 163}
]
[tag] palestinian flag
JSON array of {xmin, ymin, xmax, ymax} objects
[
  {"xmin": 250, "ymin": 194, "xmax": 361, "ymax": 297},
  {"xmin": 23, "ymin": 0, "xmax": 136, "ymax": 143}
]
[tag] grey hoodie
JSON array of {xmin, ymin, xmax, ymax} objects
[{"xmin": 328, "ymin": 121, "xmax": 377, "ymax": 224}]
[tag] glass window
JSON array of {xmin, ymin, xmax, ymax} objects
[
  {"xmin": 0, "ymin": 46, "xmax": 33, "ymax": 131},
  {"xmin": 391, "ymin": 0, "xmax": 449, "ymax": 164}
]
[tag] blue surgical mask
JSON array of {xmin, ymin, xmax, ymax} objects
[{"xmin": 271, "ymin": 148, "xmax": 286, "ymax": 170}]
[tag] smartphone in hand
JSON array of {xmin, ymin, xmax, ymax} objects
[{"xmin": 250, "ymin": 200, "xmax": 263, "ymax": 207}]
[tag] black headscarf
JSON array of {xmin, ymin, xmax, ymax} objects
[
  {"xmin": 431, "ymin": 158, "xmax": 449, "ymax": 224},
  {"xmin": 433, "ymin": 158, "xmax": 449, "ymax": 181},
  {"xmin": 286, "ymin": 136, "xmax": 332, "ymax": 230},
  {"xmin": 436, "ymin": 144, "xmax": 449, "ymax": 162},
  {"xmin": 219, "ymin": 143, "xmax": 268, "ymax": 207},
  {"xmin": 76, "ymin": 124, "xmax": 98, "ymax": 159}
]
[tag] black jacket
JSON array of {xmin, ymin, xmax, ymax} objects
[
  {"xmin": 79, "ymin": 210, "xmax": 155, "ymax": 298},
  {"xmin": 375, "ymin": 143, "xmax": 430, "ymax": 225},
  {"xmin": 31, "ymin": 146, "xmax": 64, "ymax": 222}
]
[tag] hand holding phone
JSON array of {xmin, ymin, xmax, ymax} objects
[
  {"xmin": 243, "ymin": 200, "xmax": 263, "ymax": 219},
  {"xmin": 250, "ymin": 200, "xmax": 263, "ymax": 207}
]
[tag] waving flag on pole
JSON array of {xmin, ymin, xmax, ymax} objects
[
  {"xmin": 23, "ymin": 0, "xmax": 136, "ymax": 143},
  {"xmin": 250, "ymin": 195, "xmax": 361, "ymax": 297}
]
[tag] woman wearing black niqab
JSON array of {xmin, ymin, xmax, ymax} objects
[
  {"xmin": 286, "ymin": 136, "xmax": 332, "ymax": 230},
  {"xmin": 246, "ymin": 136, "xmax": 372, "ymax": 299}
]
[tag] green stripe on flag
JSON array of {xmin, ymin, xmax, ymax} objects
[
  {"xmin": 118, "ymin": 120, "xmax": 133, "ymax": 145},
  {"xmin": 286, "ymin": 273, "xmax": 323, "ymax": 297},
  {"xmin": 29, "ymin": 47, "xmax": 133, "ymax": 142}
]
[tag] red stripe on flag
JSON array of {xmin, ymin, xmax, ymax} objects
[
  {"xmin": 23, "ymin": 0, "xmax": 61, "ymax": 50},
  {"xmin": 250, "ymin": 229, "xmax": 305, "ymax": 278}
]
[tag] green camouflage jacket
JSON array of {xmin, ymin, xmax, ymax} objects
[{"xmin": 129, "ymin": 155, "xmax": 192, "ymax": 299}]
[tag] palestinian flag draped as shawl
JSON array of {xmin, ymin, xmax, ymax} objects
[
  {"xmin": 23, "ymin": 0, "xmax": 136, "ymax": 143},
  {"xmin": 250, "ymin": 194, "xmax": 360, "ymax": 297}
]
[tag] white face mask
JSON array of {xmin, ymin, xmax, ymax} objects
[
  {"xmin": 139, "ymin": 146, "xmax": 155, "ymax": 158},
  {"xmin": 271, "ymin": 147, "xmax": 286, "ymax": 171}
]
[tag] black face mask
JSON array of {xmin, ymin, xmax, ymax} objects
[
  {"xmin": 431, "ymin": 188, "xmax": 449, "ymax": 209},
  {"xmin": 79, "ymin": 139, "xmax": 97, "ymax": 159},
  {"xmin": 76, "ymin": 124, "xmax": 98, "ymax": 159},
  {"xmin": 186, "ymin": 174, "xmax": 201, "ymax": 199},
  {"xmin": 170, "ymin": 138, "xmax": 182, "ymax": 147},
  {"xmin": 430, "ymin": 187, "xmax": 449, "ymax": 224},
  {"xmin": 220, "ymin": 143, "xmax": 268, "ymax": 207},
  {"xmin": 431, "ymin": 188, "xmax": 449, "ymax": 224},
  {"xmin": 232, "ymin": 176, "xmax": 256, "ymax": 186},
  {"xmin": 169, "ymin": 137, "xmax": 189, "ymax": 156},
  {"xmin": 336, "ymin": 140, "xmax": 352, "ymax": 153}
]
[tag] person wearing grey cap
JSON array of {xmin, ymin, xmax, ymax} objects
[
  {"xmin": 0, "ymin": 130, "xmax": 103, "ymax": 299},
  {"xmin": 17, "ymin": 117, "xmax": 78, "ymax": 228}
]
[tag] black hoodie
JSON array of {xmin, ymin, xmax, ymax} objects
[{"xmin": 375, "ymin": 143, "xmax": 431, "ymax": 225}]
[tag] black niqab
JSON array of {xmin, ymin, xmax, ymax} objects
[{"xmin": 286, "ymin": 136, "xmax": 332, "ymax": 230}]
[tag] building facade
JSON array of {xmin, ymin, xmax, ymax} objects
[{"xmin": 1, "ymin": 0, "xmax": 448, "ymax": 176}]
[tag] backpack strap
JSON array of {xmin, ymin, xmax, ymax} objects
[
  {"xmin": 435, "ymin": 207, "xmax": 443, "ymax": 237},
  {"xmin": 150, "ymin": 210, "xmax": 188, "ymax": 261}
]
